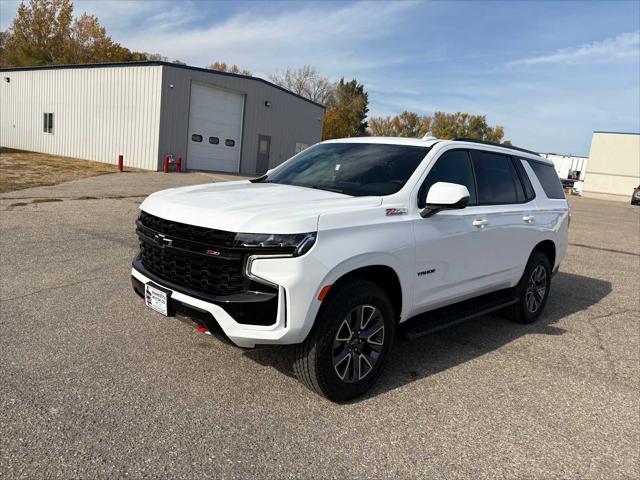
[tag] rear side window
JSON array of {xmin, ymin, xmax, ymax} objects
[
  {"xmin": 418, "ymin": 150, "xmax": 477, "ymax": 207},
  {"xmin": 470, "ymin": 151, "xmax": 521, "ymax": 205},
  {"xmin": 527, "ymin": 161, "xmax": 565, "ymax": 199}
]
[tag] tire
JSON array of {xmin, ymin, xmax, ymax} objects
[
  {"xmin": 293, "ymin": 279, "xmax": 395, "ymax": 402},
  {"xmin": 508, "ymin": 251, "xmax": 552, "ymax": 324}
]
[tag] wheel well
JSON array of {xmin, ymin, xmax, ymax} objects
[
  {"xmin": 533, "ymin": 240, "xmax": 556, "ymax": 268},
  {"xmin": 333, "ymin": 265, "xmax": 402, "ymax": 320}
]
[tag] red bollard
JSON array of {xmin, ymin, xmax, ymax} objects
[
  {"xmin": 163, "ymin": 155, "xmax": 169, "ymax": 173},
  {"xmin": 177, "ymin": 157, "xmax": 182, "ymax": 173},
  {"xmin": 117, "ymin": 154, "xmax": 123, "ymax": 172}
]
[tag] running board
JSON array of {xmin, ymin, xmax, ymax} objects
[{"xmin": 401, "ymin": 290, "xmax": 518, "ymax": 340}]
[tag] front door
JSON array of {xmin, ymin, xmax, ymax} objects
[
  {"xmin": 256, "ymin": 135, "xmax": 271, "ymax": 174},
  {"xmin": 412, "ymin": 149, "xmax": 490, "ymax": 313}
]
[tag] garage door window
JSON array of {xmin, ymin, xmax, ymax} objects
[
  {"xmin": 209, "ymin": 136, "xmax": 219, "ymax": 144},
  {"xmin": 225, "ymin": 139, "xmax": 235, "ymax": 147},
  {"xmin": 191, "ymin": 134, "xmax": 203, "ymax": 142}
]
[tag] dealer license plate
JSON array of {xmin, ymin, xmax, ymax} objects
[{"xmin": 145, "ymin": 283, "xmax": 169, "ymax": 316}]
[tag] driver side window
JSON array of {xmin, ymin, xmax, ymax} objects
[{"xmin": 418, "ymin": 150, "xmax": 477, "ymax": 208}]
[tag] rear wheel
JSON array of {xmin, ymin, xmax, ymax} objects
[
  {"xmin": 293, "ymin": 279, "xmax": 395, "ymax": 402},
  {"xmin": 508, "ymin": 251, "xmax": 552, "ymax": 324}
]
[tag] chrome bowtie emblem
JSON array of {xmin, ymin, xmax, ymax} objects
[{"xmin": 155, "ymin": 233, "xmax": 173, "ymax": 247}]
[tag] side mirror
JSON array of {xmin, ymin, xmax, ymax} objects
[{"xmin": 420, "ymin": 182, "xmax": 470, "ymax": 218}]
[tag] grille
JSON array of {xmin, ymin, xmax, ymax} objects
[
  {"xmin": 139, "ymin": 211, "xmax": 236, "ymax": 247},
  {"xmin": 137, "ymin": 212, "xmax": 248, "ymax": 296}
]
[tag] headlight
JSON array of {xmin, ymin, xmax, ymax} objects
[{"xmin": 234, "ymin": 232, "xmax": 316, "ymax": 256}]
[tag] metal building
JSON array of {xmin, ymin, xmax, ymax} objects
[
  {"xmin": 583, "ymin": 131, "xmax": 640, "ymax": 202},
  {"xmin": 0, "ymin": 62, "xmax": 325, "ymax": 175}
]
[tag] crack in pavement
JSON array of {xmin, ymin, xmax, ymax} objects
[
  {"xmin": 0, "ymin": 275, "xmax": 112, "ymax": 302},
  {"xmin": 569, "ymin": 242, "xmax": 640, "ymax": 257}
]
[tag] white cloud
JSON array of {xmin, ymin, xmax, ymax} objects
[
  {"xmin": 508, "ymin": 31, "xmax": 640, "ymax": 66},
  {"xmin": 122, "ymin": 1, "xmax": 419, "ymax": 75}
]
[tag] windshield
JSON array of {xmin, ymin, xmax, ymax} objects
[{"xmin": 258, "ymin": 143, "xmax": 430, "ymax": 196}]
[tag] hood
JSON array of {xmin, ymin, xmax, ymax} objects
[{"xmin": 140, "ymin": 180, "xmax": 382, "ymax": 233}]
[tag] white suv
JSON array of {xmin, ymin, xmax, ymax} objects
[{"xmin": 132, "ymin": 136, "xmax": 569, "ymax": 401}]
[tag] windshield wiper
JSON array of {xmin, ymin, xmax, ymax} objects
[{"xmin": 307, "ymin": 185, "xmax": 344, "ymax": 194}]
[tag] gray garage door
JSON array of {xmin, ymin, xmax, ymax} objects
[{"xmin": 186, "ymin": 83, "xmax": 244, "ymax": 172}]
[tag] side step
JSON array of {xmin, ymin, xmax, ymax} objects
[{"xmin": 401, "ymin": 290, "xmax": 519, "ymax": 340}]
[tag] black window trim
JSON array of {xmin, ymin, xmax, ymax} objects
[
  {"xmin": 512, "ymin": 157, "xmax": 536, "ymax": 202},
  {"xmin": 468, "ymin": 148, "xmax": 535, "ymax": 207},
  {"xmin": 417, "ymin": 148, "xmax": 478, "ymax": 208}
]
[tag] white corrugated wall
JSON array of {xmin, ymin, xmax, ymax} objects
[{"xmin": 0, "ymin": 65, "xmax": 163, "ymax": 170}]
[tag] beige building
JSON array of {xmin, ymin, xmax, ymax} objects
[{"xmin": 583, "ymin": 131, "xmax": 640, "ymax": 202}]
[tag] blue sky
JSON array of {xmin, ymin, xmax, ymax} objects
[{"xmin": 2, "ymin": 0, "xmax": 639, "ymax": 155}]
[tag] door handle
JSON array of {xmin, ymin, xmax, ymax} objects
[
  {"xmin": 472, "ymin": 219, "xmax": 489, "ymax": 228},
  {"xmin": 522, "ymin": 215, "xmax": 535, "ymax": 223}
]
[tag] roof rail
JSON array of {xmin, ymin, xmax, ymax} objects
[{"xmin": 452, "ymin": 137, "xmax": 540, "ymax": 156}]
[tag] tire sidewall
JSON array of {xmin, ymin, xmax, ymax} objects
[
  {"xmin": 517, "ymin": 252, "xmax": 552, "ymax": 323},
  {"xmin": 312, "ymin": 281, "xmax": 395, "ymax": 402}
]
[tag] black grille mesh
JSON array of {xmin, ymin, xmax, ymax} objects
[
  {"xmin": 137, "ymin": 212, "xmax": 248, "ymax": 295},
  {"xmin": 139, "ymin": 211, "xmax": 236, "ymax": 247}
]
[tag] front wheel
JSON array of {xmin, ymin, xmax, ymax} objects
[
  {"xmin": 508, "ymin": 251, "xmax": 552, "ymax": 324},
  {"xmin": 293, "ymin": 279, "xmax": 395, "ymax": 402}
]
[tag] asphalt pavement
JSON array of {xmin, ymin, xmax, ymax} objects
[{"xmin": 1, "ymin": 172, "xmax": 638, "ymax": 479}]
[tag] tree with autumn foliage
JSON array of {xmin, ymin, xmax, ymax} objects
[
  {"xmin": 322, "ymin": 79, "xmax": 369, "ymax": 140},
  {"xmin": 369, "ymin": 111, "xmax": 432, "ymax": 138},
  {"xmin": 369, "ymin": 110, "xmax": 509, "ymax": 144},
  {"xmin": 207, "ymin": 61, "xmax": 252, "ymax": 76},
  {"xmin": 0, "ymin": 0, "xmax": 158, "ymax": 67}
]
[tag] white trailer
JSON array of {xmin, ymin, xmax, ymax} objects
[{"xmin": 540, "ymin": 153, "xmax": 589, "ymax": 181}]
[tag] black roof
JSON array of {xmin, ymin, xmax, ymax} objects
[{"xmin": 0, "ymin": 60, "xmax": 326, "ymax": 109}]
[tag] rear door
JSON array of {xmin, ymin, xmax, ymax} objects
[
  {"xmin": 256, "ymin": 135, "xmax": 271, "ymax": 175},
  {"xmin": 467, "ymin": 149, "xmax": 537, "ymax": 287}
]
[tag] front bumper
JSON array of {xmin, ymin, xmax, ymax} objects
[{"xmin": 131, "ymin": 252, "xmax": 326, "ymax": 348}]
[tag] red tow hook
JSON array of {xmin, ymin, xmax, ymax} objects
[{"xmin": 195, "ymin": 323, "xmax": 212, "ymax": 335}]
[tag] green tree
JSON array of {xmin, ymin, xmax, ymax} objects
[
  {"xmin": 1, "ymin": 0, "xmax": 161, "ymax": 67},
  {"xmin": 322, "ymin": 78, "xmax": 369, "ymax": 140},
  {"xmin": 207, "ymin": 61, "xmax": 252, "ymax": 76}
]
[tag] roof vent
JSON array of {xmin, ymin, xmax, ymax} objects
[{"xmin": 421, "ymin": 133, "xmax": 437, "ymax": 141}]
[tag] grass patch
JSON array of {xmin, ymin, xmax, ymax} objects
[
  {"xmin": 32, "ymin": 198, "xmax": 63, "ymax": 203},
  {"xmin": 0, "ymin": 149, "xmax": 141, "ymax": 194}
]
